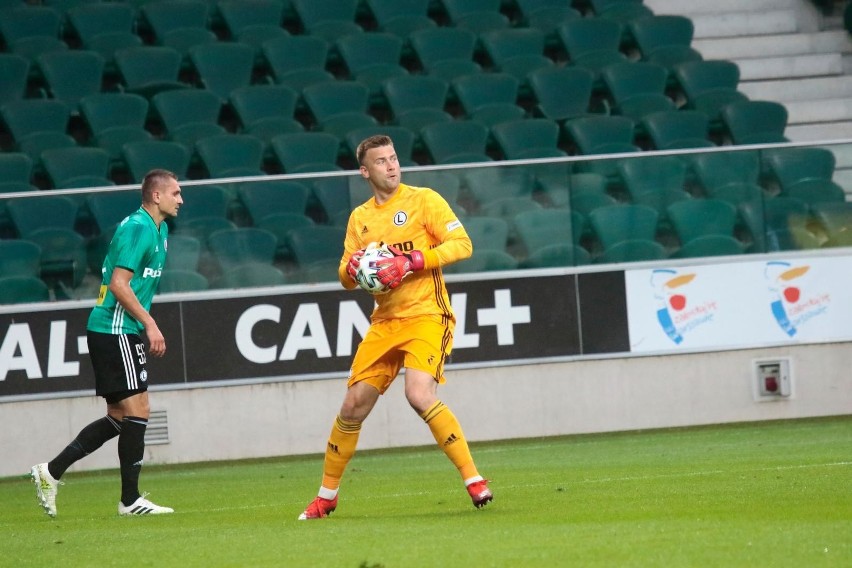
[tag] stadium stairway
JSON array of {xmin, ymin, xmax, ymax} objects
[{"xmin": 645, "ymin": 0, "xmax": 852, "ymax": 191}]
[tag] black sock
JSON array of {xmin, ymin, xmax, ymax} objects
[
  {"xmin": 48, "ymin": 416, "xmax": 122, "ymax": 479},
  {"xmin": 118, "ymin": 416, "xmax": 147, "ymax": 507}
]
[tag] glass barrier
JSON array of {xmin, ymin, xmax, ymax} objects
[{"xmin": 1, "ymin": 141, "xmax": 850, "ymax": 303}]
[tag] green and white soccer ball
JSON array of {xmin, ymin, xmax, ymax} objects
[{"xmin": 356, "ymin": 243, "xmax": 395, "ymax": 295}]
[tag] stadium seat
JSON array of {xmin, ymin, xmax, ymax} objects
[
  {"xmin": 189, "ymin": 42, "xmax": 256, "ymax": 103},
  {"xmin": 208, "ymin": 226, "xmax": 277, "ymax": 270},
  {"xmin": 420, "ymin": 121, "xmax": 491, "ymax": 164},
  {"xmin": 514, "ymin": 208, "xmax": 585, "ymax": 255},
  {"xmin": 0, "ymin": 54, "xmax": 30, "ymax": 108},
  {"xmin": 451, "ymin": 73, "xmax": 525, "ymax": 127},
  {"xmin": 627, "ymin": 15, "xmax": 699, "ymax": 64},
  {"xmin": 122, "ymin": 140, "xmax": 191, "ymax": 184},
  {"xmin": 463, "ymin": 167, "xmax": 535, "ymax": 205},
  {"xmin": 157, "ymin": 269, "xmax": 209, "ymax": 293},
  {"xmin": 262, "ymin": 35, "xmax": 335, "ymax": 93},
  {"xmin": 80, "ymin": 93, "xmax": 152, "ymax": 163},
  {"xmin": 1, "ymin": 99, "xmax": 75, "ymax": 165},
  {"xmin": 302, "ymin": 81, "xmax": 378, "ymax": 139},
  {"xmin": 444, "ymin": 249, "xmax": 519, "ymax": 273},
  {"xmin": 739, "ymin": 197, "xmax": 809, "ymax": 252},
  {"xmin": 66, "ymin": 2, "xmax": 140, "ymax": 64},
  {"xmin": 523, "ymin": 243, "xmax": 591, "ymax": 267},
  {"xmin": 600, "ymin": 62, "xmax": 675, "ymax": 122},
  {"xmin": 381, "ymin": 75, "xmax": 452, "ymax": 134},
  {"xmin": 588, "ymin": 204, "xmax": 658, "ymax": 250},
  {"xmin": 0, "ymin": 153, "xmax": 34, "ymax": 188},
  {"xmin": 563, "ymin": 115, "xmax": 639, "ymax": 177},
  {"xmin": 568, "ymin": 191, "xmax": 619, "ymax": 217},
  {"xmin": 271, "ymin": 132, "xmax": 341, "ymax": 173},
  {"xmin": 641, "ymin": 109, "xmax": 715, "ymax": 150},
  {"xmin": 667, "ymin": 199, "xmax": 737, "ymax": 246},
  {"xmin": 689, "ymin": 150, "xmax": 761, "ymax": 196},
  {"xmin": 617, "ymin": 155, "xmax": 688, "ymax": 201},
  {"xmin": 364, "ymin": 0, "xmax": 435, "ymax": 38},
  {"xmin": 514, "ymin": 0, "xmax": 581, "ymax": 44},
  {"xmin": 195, "ymin": 134, "xmax": 265, "ymax": 178},
  {"xmin": 290, "ymin": 0, "xmax": 362, "ymax": 42},
  {"xmin": 438, "ymin": 0, "xmax": 509, "ymax": 34},
  {"xmin": 165, "ymin": 234, "xmax": 203, "ymax": 271},
  {"xmin": 41, "ymin": 147, "xmax": 112, "ymax": 189},
  {"xmin": 811, "ymin": 201, "xmax": 852, "ymax": 246},
  {"xmin": 491, "ymin": 118, "xmax": 566, "ymax": 160},
  {"xmin": 720, "ymin": 100, "xmax": 788, "ymax": 145},
  {"xmin": 141, "ymin": 0, "xmax": 210, "ymax": 45},
  {"xmin": 309, "ymin": 177, "xmax": 353, "ymax": 224},
  {"xmin": 672, "ymin": 60, "xmax": 748, "ymax": 125},
  {"xmin": 0, "ymin": 6, "xmax": 62, "ymax": 47},
  {"xmin": 85, "ymin": 189, "xmax": 143, "ymax": 272},
  {"xmin": 217, "ymin": 0, "xmax": 286, "ymax": 41},
  {"xmin": 114, "ymin": 46, "xmax": 188, "ymax": 100},
  {"xmin": 528, "ymin": 66, "xmax": 596, "ymax": 124},
  {"xmin": 670, "ymin": 234, "xmax": 744, "ymax": 259},
  {"xmin": 403, "ymin": 170, "xmax": 463, "ymax": 204},
  {"xmin": 237, "ymin": 180, "xmax": 310, "ymax": 224},
  {"xmin": 762, "ymin": 147, "xmax": 837, "ymax": 193},
  {"xmin": 0, "ymin": 276, "xmax": 51, "ymax": 304},
  {"xmin": 557, "ymin": 18, "xmax": 627, "ymax": 77},
  {"xmin": 335, "ymin": 32, "xmax": 408, "ymax": 98},
  {"xmin": 151, "ymin": 89, "xmax": 226, "ymax": 150},
  {"xmin": 174, "ymin": 185, "xmax": 231, "ymax": 225},
  {"xmin": 703, "ymin": 181, "xmax": 765, "ymax": 209},
  {"xmin": 588, "ymin": 0, "xmax": 654, "ymax": 22},
  {"xmin": 161, "ymin": 27, "xmax": 218, "ymax": 61},
  {"xmin": 0, "ymin": 239, "xmax": 42, "ymax": 278},
  {"xmin": 218, "ymin": 262, "xmax": 287, "ymax": 288},
  {"xmin": 479, "ymin": 28, "xmax": 554, "ymax": 85},
  {"xmin": 287, "ymin": 224, "xmax": 345, "ymax": 267},
  {"xmin": 258, "ymin": 213, "xmax": 316, "ymax": 259},
  {"xmin": 408, "ymin": 27, "xmax": 481, "ymax": 82},
  {"xmin": 597, "ymin": 238, "xmax": 667, "ymax": 264},
  {"xmin": 229, "ymin": 85, "xmax": 303, "ymax": 149},
  {"xmin": 37, "ymin": 50, "xmax": 105, "ymax": 108},
  {"xmin": 463, "ymin": 216, "xmax": 510, "ymax": 252}
]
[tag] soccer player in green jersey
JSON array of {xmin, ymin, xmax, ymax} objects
[{"xmin": 31, "ymin": 169, "xmax": 182, "ymax": 517}]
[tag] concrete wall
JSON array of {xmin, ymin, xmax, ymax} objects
[{"xmin": 3, "ymin": 341, "xmax": 849, "ymax": 478}]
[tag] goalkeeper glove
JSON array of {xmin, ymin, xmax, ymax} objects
[
  {"xmin": 376, "ymin": 245, "xmax": 424, "ymax": 289},
  {"xmin": 346, "ymin": 249, "xmax": 365, "ymax": 282}
]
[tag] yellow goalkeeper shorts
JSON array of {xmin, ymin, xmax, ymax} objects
[{"xmin": 348, "ymin": 314, "xmax": 454, "ymax": 393}]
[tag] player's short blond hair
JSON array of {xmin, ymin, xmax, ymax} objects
[{"xmin": 356, "ymin": 135, "xmax": 394, "ymax": 165}]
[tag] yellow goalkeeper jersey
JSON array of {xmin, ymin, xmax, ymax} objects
[{"xmin": 339, "ymin": 182, "xmax": 472, "ymax": 322}]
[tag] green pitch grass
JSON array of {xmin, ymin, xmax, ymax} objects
[{"xmin": 2, "ymin": 417, "xmax": 850, "ymax": 567}]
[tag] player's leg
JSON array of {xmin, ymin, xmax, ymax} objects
[
  {"xmin": 299, "ymin": 381, "xmax": 381, "ymax": 520},
  {"xmin": 406, "ymin": 369, "xmax": 493, "ymax": 508}
]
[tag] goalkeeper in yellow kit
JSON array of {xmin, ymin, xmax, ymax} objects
[{"xmin": 298, "ymin": 135, "xmax": 493, "ymax": 519}]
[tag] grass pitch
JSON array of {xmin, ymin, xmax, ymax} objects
[{"xmin": 2, "ymin": 416, "xmax": 850, "ymax": 567}]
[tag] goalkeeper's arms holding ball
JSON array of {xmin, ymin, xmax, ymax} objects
[{"xmin": 297, "ymin": 135, "xmax": 491, "ymax": 521}]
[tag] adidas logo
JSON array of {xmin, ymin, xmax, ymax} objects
[
  {"xmin": 327, "ymin": 442, "xmax": 340, "ymax": 454},
  {"xmin": 443, "ymin": 433, "xmax": 458, "ymax": 446},
  {"xmin": 361, "ymin": 225, "xmax": 369, "ymax": 234}
]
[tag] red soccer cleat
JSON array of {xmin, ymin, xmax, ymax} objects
[
  {"xmin": 466, "ymin": 479, "xmax": 493, "ymax": 509},
  {"xmin": 298, "ymin": 495, "xmax": 338, "ymax": 520}
]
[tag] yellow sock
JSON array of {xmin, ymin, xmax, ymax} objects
[
  {"xmin": 421, "ymin": 400, "xmax": 479, "ymax": 481},
  {"xmin": 321, "ymin": 415, "xmax": 361, "ymax": 491}
]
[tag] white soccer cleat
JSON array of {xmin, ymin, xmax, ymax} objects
[
  {"xmin": 118, "ymin": 493, "xmax": 174, "ymax": 516},
  {"xmin": 31, "ymin": 463, "xmax": 61, "ymax": 518}
]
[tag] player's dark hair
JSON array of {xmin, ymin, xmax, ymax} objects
[
  {"xmin": 141, "ymin": 169, "xmax": 178, "ymax": 202},
  {"xmin": 356, "ymin": 135, "xmax": 394, "ymax": 165}
]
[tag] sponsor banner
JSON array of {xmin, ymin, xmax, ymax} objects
[
  {"xmin": 626, "ymin": 256, "xmax": 852, "ymax": 353},
  {"xmin": 1, "ymin": 274, "xmax": 588, "ymax": 399}
]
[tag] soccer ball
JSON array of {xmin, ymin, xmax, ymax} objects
[{"xmin": 355, "ymin": 244, "xmax": 395, "ymax": 295}]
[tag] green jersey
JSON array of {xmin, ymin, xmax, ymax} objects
[{"xmin": 87, "ymin": 207, "xmax": 168, "ymax": 335}]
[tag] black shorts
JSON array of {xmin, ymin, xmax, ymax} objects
[{"xmin": 87, "ymin": 330, "xmax": 149, "ymax": 402}]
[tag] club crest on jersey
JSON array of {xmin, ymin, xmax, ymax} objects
[{"xmin": 393, "ymin": 211, "xmax": 408, "ymax": 226}]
